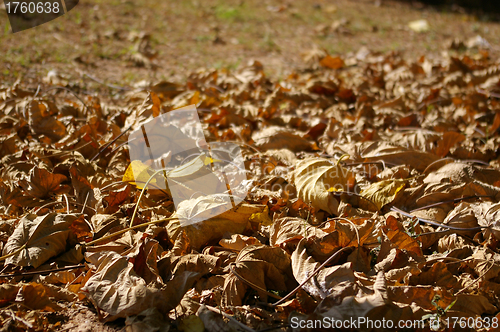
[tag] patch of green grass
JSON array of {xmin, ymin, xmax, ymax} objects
[
  {"xmin": 122, "ymin": 71, "xmax": 139, "ymax": 83},
  {"xmin": 325, "ymin": 41, "xmax": 351, "ymax": 55},
  {"xmin": 215, "ymin": 6, "xmax": 239, "ymax": 21},
  {"xmin": 74, "ymin": 12, "xmax": 82, "ymax": 25},
  {"xmin": 195, "ymin": 35, "xmax": 211, "ymax": 42},
  {"xmin": 261, "ymin": 32, "xmax": 280, "ymax": 52},
  {"xmin": 215, "ymin": 5, "xmax": 243, "ymax": 22},
  {"xmin": 213, "ymin": 59, "xmax": 241, "ymax": 71}
]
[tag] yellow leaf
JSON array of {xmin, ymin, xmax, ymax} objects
[
  {"xmin": 179, "ymin": 315, "xmax": 205, "ymax": 332},
  {"xmin": 122, "ymin": 160, "xmax": 163, "ymax": 190},
  {"xmin": 361, "ymin": 179, "xmax": 406, "ymax": 210},
  {"xmin": 249, "ymin": 206, "xmax": 272, "ymax": 226},
  {"xmin": 293, "ymin": 158, "xmax": 356, "ymax": 215}
]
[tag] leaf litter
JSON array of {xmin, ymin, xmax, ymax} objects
[{"xmin": 1, "ymin": 49, "xmax": 500, "ymax": 331}]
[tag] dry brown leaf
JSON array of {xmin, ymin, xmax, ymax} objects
[
  {"xmin": 270, "ymin": 216, "xmax": 326, "ymax": 250},
  {"xmin": 82, "ymin": 250, "xmax": 169, "ymax": 321},
  {"xmin": 361, "ymin": 179, "xmax": 406, "ymax": 211},
  {"xmin": 20, "ymin": 166, "xmax": 69, "ymax": 199},
  {"xmin": 168, "ymin": 197, "xmax": 265, "ymax": 252},
  {"xmin": 291, "ymin": 239, "xmax": 355, "ymax": 300},
  {"xmin": 293, "ymin": 158, "xmax": 355, "ymax": 215},
  {"xmin": 3, "ymin": 213, "xmax": 79, "ymax": 268},
  {"xmin": 435, "ymin": 131, "xmax": 466, "ymax": 157},
  {"xmin": 222, "ymin": 245, "xmax": 291, "ymax": 306},
  {"xmin": 382, "ymin": 215, "xmax": 422, "ymax": 257},
  {"xmin": 253, "ymin": 127, "xmax": 316, "ymax": 152},
  {"xmin": 219, "ymin": 234, "xmax": 263, "ymax": 251}
]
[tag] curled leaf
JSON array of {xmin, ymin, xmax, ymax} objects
[{"xmin": 293, "ymin": 158, "xmax": 355, "ymax": 215}]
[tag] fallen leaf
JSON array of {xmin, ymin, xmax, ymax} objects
[
  {"xmin": 361, "ymin": 179, "xmax": 406, "ymax": 210},
  {"xmin": 293, "ymin": 158, "xmax": 356, "ymax": 215},
  {"xmin": 435, "ymin": 131, "xmax": 465, "ymax": 157},
  {"xmin": 3, "ymin": 213, "xmax": 79, "ymax": 268},
  {"xmin": 319, "ymin": 56, "xmax": 344, "ymax": 69},
  {"xmin": 382, "ymin": 215, "xmax": 423, "ymax": 257},
  {"xmin": 291, "ymin": 239, "xmax": 355, "ymax": 300},
  {"xmin": 20, "ymin": 166, "xmax": 69, "ymax": 199},
  {"xmin": 222, "ymin": 245, "xmax": 291, "ymax": 306}
]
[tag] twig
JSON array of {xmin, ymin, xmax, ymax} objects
[
  {"xmin": 81, "ymin": 192, "xmax": 90, "ymax": 214},
  {"xmin": 0, "ymin": 264, "xmax": 85, "ymax": 278},
  {"xmin": 0, "ymin": 244, "xmax": 27, "ymax": 262},
  {"xmin": 228, "ymin": 263, "xmax": 282, "ymax": 300},
  {"xmin": 204, "ymin": 305, "xmax": 256, "ymax": 332},
  {"xmin": 100, "ymin": 181, "xmax": 129, "ymax": 192},
  {"xmin": 455, "ymin": 261, "xmax": 495, "ymax": 296},
  {"xmin": 82, "ymin": 72, "xmax": 132, "ymax": 91},
  {"xmin": 63, "ymin": 194, "xmax": 70, "ymax": 214},
  {"xmin": 90, "ymin": 125, "xmax": 133, "ymax": 162},
  {"xmin": 410, "ymin": 195, "xmax": 492, "ymax": 212},
  {"xmin": 272, "ymin": 246, "xmax": 350, "ymax": 306},
  {"xmin": 390, "ymin": 206, "xmax": 484, "ymax": 231},
  {"xmin": 86, "ymin": 217, "xmax": 179, "ymax": 246},
  {"xmin": 103, "ymin": 140, "xmax": 129, "ymax": 158}
]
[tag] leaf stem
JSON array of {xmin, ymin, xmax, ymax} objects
[
  {"xmin": 272, "ymin": 246, "xmax": 350, "ymax": 306},
  {"xmin": 87, "ymin": 217, "xmax": 179, "ymax": 246},
  {"xmin": 228, "ymin": 263, "xmax": 282, "ymax": 300},
  {"xmin": 129, "ymin": 168, "xmax": 168, "ymax": 228},
  {"xmin": 0, "ymin": 244, "xmax": 26, "ymax": 263}
]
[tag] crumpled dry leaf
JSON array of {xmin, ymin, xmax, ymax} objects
[
  {"xmin": 291, "ymin": 239, "xmax": 355, "ymax": 300},
  {"xmin": 219, "ymin": 234, "xmax": 263, "ymax": 251},
  {"xmin": 472, "ymin": 202, "xmax": 500, "ymax": 241},
  {"xmin": 17, "ymin": 282, "xmax": 78, "ymax": 311},
  {"xmin": 253, "ymin": 127, "xmax": 316, "ymax": 152},
  {"xmin": 301, "ymin": 272, "xmax": 421, "ymax": 332},
  {"xmin": 270, "ymin": 216, "xmax": 326, "ymax": 250},
  {"xmin": 20, "ymin": 166, "xmax": 69, "ymax": 199},
  {"xmin": 361, "ymin": 179, "xmax": 406, "ymax": 211},
  {"xmin": 382, "ymin": 215, "xmax": 422, "ymax": 257},
  {"xmin": 293, "ymin": 158, "xmax": 355, "ymax": 215},
  {"xmin": 222, "ymin": 245, "xmax": 291, "ymax": 306},
  {"xmin": 82, "ymin": 250, "xmax": 158, "ymax": 321},
  {"xmin": 168, "ymin": 197, "xmax": 265, "ymax": 252},
  {"xmin": 3, "ymin": 213, "xmax": 79, "ymax": 268}
]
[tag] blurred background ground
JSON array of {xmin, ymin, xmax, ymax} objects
[{"xmin": 1, "ymin": 0, "xmax": 500, "ymax": 88}]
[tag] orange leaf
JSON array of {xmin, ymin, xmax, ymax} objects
[
  {"xmin": 435, "ymin": 131, "xmax": 465, "ymax": 157},
  {"xmin": 69, "ymin": 215, "xmax": 93, "ymax": 242},
  {"xmin": 319, "ymin": 55, "xmax": 344, "ymax": 69},
  {"xmin": 383, "ymin": 215, "xmax": 422, "ymax": 256},
  {"xmin": 22, "ymin": 167, "xmax": 69, "ymax": 199},
  {"xmin": 490, "ymin": 112, "xmax": 500, "ymax": 134},
  {"xmin": 150, "ymin": 91, "xmax": 161, "ymax": 117}
]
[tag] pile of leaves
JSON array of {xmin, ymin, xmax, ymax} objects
[{"xmin": 1, "ymin": 48, "xmax": 500, "ymax": 332}]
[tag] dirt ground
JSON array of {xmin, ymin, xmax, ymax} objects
[{"xmin": 1, "ymin": 0, "xmax": 500, "ymax": 87}]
